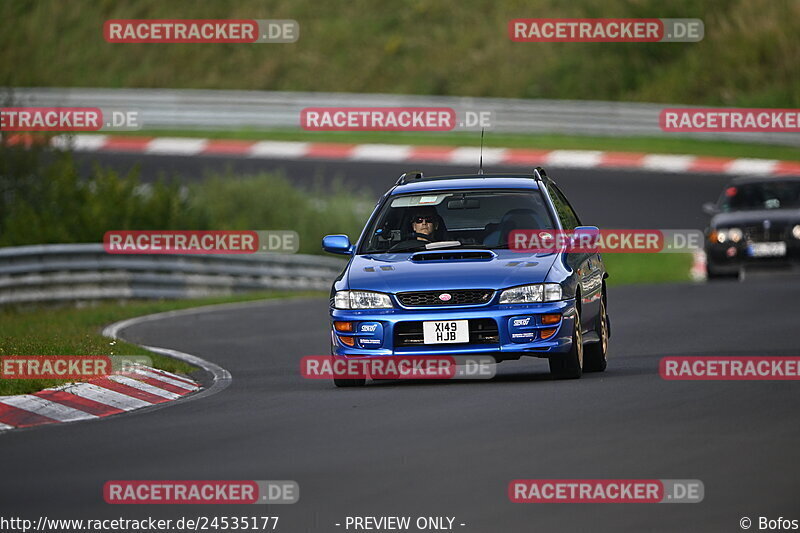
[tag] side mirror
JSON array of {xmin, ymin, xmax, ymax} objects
[
  {"xmin": 702, "ymin": 202, "xmax": 718, "ymax": 216},
  {"xmin": 322, "ymin": 234, "xmax": 353, "ymax": 255},
  {"xmin": 571, "ymin": 226, "xmax": 600, "ymax": 253}
]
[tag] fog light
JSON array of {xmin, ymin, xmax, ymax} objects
[
  {"xmin": 334, "ymin": 321, "xmax": 354, "ymax": 332},
  {"xmin": 338, "ymin": 335, "xmax": 355, "ymax": 347},
  {"xmin": 540, "ymin": 327, "xmax": 558, "ymax": 339},
  {"xmin": 541, "ymin": 314, "xmax": 561, "ymax": 325}
]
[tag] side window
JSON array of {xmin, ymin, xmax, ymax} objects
[{"xmin": 547, "ymin": 183, "xmax": 581, "ymax": 230}]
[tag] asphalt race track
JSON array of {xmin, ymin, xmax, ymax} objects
[
  {"xmin": 72, "ymin": 151, "xmax": 731, "ymax": 229},
  {"xmin": 1, "ymin": 279, "xmax": 799, "ymax": 532},
  {"xmin": 2, "ymin": 154, "xmax": 797, "ymax": 532}
]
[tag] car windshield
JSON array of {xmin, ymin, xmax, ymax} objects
[
  {"xmin": 359, "ymin": 189, "xmax": 555, "ymax": 254},
  {"xmin": 719, "ymin": 180, "xmax": 800, "ymax": 212}
]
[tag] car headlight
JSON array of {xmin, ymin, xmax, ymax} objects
[
  {"xmin": 333, "ymin": 290, "xmax": 393, "ymax": 309},
  {"xmin": 793, "ymin": 225, "xmax": 800, "ymax": 240},
  {"xmin": 499, "ymin": 283, "xmax": 562, "ymax": 304},
  {"xmin": 714, "ymin": 230, "xmax": 727, "ymax": 244},
  {"xmin": 728, "ymin": 227, "xmax": 743, "ymax": 243}
]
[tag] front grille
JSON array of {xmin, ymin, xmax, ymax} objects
[
  {"xmin": 394, "ymin": 318, "xmax": 499, "ymax": 347},
  {"xmin": 743, "ymin": 223, "xmax": 788, "ymax": 242},
  {"xmin": 397, "ymin": 289, "xmax": 494, "ymax": 307}
]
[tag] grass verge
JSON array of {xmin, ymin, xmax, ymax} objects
[
  {"xmin": 604, "ymin": 253, "xmax": 693, "ymax": 287},
  {"xmin": 0, "ymin": 290, "xmax": 324, "ymax": 396},
  {"xmin": 113, "ymin": 129, "xmax": 800, "ymax": 162}
]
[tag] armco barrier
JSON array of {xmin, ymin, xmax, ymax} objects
[
  {"xmin": 9, "ymin": 87, "xmax": 798, "ymax": 146},
  {"xmin": 0, "ymin": 243, "xmax": 345, "ymax": 305}
]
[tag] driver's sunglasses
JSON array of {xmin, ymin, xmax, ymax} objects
[{"xmin": 413, "ymin": 216, "xmax": 435, "ymax": 224}]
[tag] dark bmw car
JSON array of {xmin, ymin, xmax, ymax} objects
[{"xmin": 703, "ymin": 176, "xmax": 800, "ymax": 278}]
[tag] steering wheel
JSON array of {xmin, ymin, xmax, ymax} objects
[{"xmin": 387, "ymin": 233, "xmax": 434, "ymax": 252}]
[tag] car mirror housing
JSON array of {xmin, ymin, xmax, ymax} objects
[
  {"xmin": 322, "ymin": 234, "xmax": 353, "ymax": 255},
  {"xmin": 702, "ymin": 202, "xmax": 718, "ymax": 215}
]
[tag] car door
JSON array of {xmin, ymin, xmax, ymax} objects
[{"xmin": 546, "ymin": 181, "xmax": 602, "ymax": 334}]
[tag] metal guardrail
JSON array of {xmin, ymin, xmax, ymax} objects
[
  {"xmin": 9, "ymin": 87, "xmax": 798, "ymax": 146},
  {"xmin": 0, "ymin": 244, "xmax": 345, "ymax": 305}
]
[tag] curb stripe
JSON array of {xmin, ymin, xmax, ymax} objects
[
  {"xmin": 127, "ymin": 368, "xmax": 198, "ymax": 390},
  {"xmin": 203, "ymin": 139, "xmax": 257, "ymax": 154},
  {"xmin": 107, "ymin": 375, "xmax": 181, "ymax": 400},
  {"xmin": 138, "ymin": 377, "xmax": 194, "ymax": 395},
  {"xmin": 47, "ymin": 135, "xmax": 800, "ymax": 177},
  {"xmin": 61, "ymin": 382, "xmax": 153, "ymax": 410},
  {"xmin": 142, "ymin": 367, "xmax": 199, "ymax": 387},
  {"xmin": 34, "ymin": 390, "xmax": 124, "ymax": 416},
  {"xmin": 0, "ymin": 403, "xmax": 59, "ymax": 427},
  {"xmin": 0, "ymin": 395, "xmax": 96, "ymax": 423},
  {"xmin": 89, "ymin": 377, "xmax": 167, "ymax": 404}
]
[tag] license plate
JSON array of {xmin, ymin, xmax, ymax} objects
[
  {"xmin": 748, "ymin": 242, "xmax": 787, "ymax": 257},
  {"xmin": 423, "ymin": 320, "xmax": 469, "ymax": 344}
]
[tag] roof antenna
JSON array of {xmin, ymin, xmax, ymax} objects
[{"xmin": 477, "ymin": 128, "xmax": 485, "ymax": 175}]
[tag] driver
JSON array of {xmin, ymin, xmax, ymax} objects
[{"xmin": 409, "ymin": 207, "xmax": 440, "ymax": 241}]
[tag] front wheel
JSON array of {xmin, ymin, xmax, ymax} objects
[
  {"xmin": 583, "ymin": 298, "xmax": 609, "ymax": 373},
  {"xmin": 548, "ymin": 309, "xmax": 583, "ymax": 379}
]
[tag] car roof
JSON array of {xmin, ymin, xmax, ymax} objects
[{"xmin": 390, "ymin": 174, "xmax": 541, "ymax": 195}]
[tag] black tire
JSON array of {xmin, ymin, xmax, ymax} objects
[
  {"xmin": 548, "ymin": 309, "xmax": 583, "ymax": 379},
  {"xmin": 583, "ymin": 298, "xmax": 609, "ymax": 373},
  {"xmin": 329, "ymin": 349, "xmax": 366, "ymax": 387},
  {"xmin": 333, "ymin": 377, "xmax": 367, "ymax": 388}
]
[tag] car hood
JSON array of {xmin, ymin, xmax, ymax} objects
[
  {"xmin": 712, "ymin": 209, "xmax": 800, "ymax": 228},
  {"xmin": 346, "ymin": 250, "xmax": 559, "ymax": 293}
]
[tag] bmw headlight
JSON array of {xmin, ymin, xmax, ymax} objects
[
  {"xmin": 333, "ymin": 290, "xmax": 393, "ymax": 309},
  {"xmin": 499, "ymin": 283, "xmax": 563, "ymax": 304},
  {"xmin": 728, "ymin": 228, "xmax": 743, "ymax": 243},
  {"xmin": 792, "ymin": 225, "xmax": 800, "ymax": 240}
]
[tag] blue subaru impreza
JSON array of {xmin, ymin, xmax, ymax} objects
[{"xmin": 322, "ymin": 167, "xmax": 609, "ymax": 387}]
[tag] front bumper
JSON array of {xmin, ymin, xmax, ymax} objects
[
  {"xmin": 706, "ymin": 240, "xmax": 800, "ymax": 273},
  {"xmin": 330, "ymin": 299, "xmax": 577, "ymax": 359}
]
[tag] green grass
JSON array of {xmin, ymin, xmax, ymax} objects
[
  {"xmin": 0, "ymin": 291, "xmax": 324, "ymax": 395},
  {"xmin": 1, "ymin": 0, "xmax": 798, "ymax": 108},
  {"xmin": 112, "ymin": 129, "xmax": 800, "ymax": 161},
  {"xmin": 604, "ymin": 253, "xmax": 693, "ymax": 286}
]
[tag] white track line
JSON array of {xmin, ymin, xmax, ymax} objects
[{"xmin": 0, "ymin": 395, "xmax": 97, "ymax": 422}]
